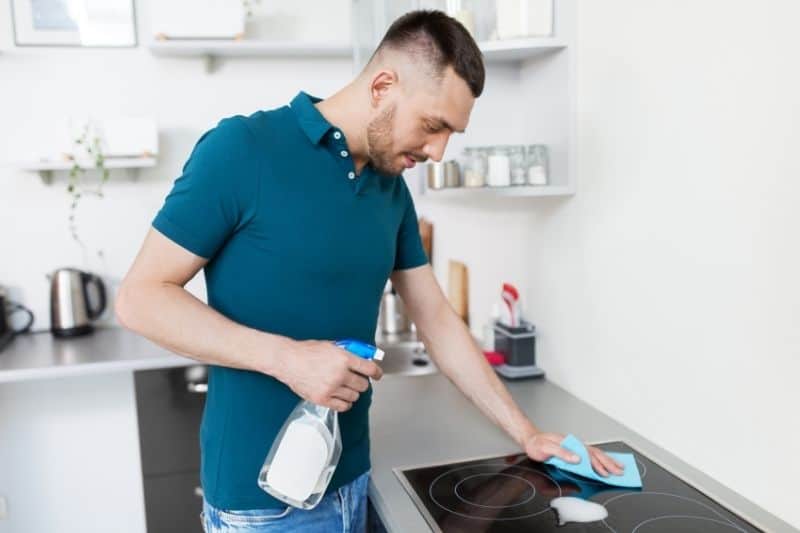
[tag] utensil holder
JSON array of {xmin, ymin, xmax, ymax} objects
[{"xmin": 493, "ymin": 320, "xmax": 536, "ymax": 366}]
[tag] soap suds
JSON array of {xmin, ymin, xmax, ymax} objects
[{"xmin": 550, "ymin": 496, "xmax": 608, "ymax": 525}]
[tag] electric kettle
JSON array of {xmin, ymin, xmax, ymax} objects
[{"xmin": 49, "ymin": 268, "xmax": 107, "ymax": 337}]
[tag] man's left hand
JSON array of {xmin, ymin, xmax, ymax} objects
[{"xmin": 523, "ymin": 432, "xmax": 624, "ymax": 477}]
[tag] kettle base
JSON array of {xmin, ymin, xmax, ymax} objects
[{"xmin": 51, "ymin": 324, "xmax": 93, "ymax": 338}]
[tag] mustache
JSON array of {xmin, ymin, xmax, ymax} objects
[{"xmin": 407, "ymin": 153, "xmax": 428, "ymax": 163}]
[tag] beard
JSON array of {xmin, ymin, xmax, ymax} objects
[{"xmin": 366, "ymin": 103, "xmax": 404, "ymax": 177}]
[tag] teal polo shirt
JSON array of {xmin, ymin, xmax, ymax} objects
[{"xmin": 152, "ymin": 91, "xmax": 428, "ymax": 510}]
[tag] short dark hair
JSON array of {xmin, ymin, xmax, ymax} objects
[{"xmin": 371, "ymin": 10, "xmax": 485, "ymax": 98}]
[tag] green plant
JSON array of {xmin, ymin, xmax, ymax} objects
[{"xmin": 67, "ymin": 123, "xmax": 109, "ymax": 261}]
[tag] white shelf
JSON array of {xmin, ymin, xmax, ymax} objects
[
  {"xmin": 149, "ymin": 39, "xmax": 352, "ymax": 72},
  {"xmin": 18, "ymin": 156, "xmax": 156, "ymax": 183},
  {"xmin": 150, "ymin": 39, "xmax": 353, "ymax": 57},
  {"xmin": 147, "ymin": 38, "xmax": 565, "ymax": 67},
  {"xmin": 479, "ymin": 38, "xmax": 567, "ymax": 62},
  {"xmin": 19, "ymin": 156, "xmax": 156, "ymax": 171},
  {"xmin": 149, "ymin": 39, "xmax": 352, "ymax": 57},
  {"xmin": 421, "ymin": 184, "xmax": 575, "ymax": 198}
]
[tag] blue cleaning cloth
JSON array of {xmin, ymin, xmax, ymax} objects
[{"xmin": 545, "ymin": 434, "xmax": 642, "ymax": 488}]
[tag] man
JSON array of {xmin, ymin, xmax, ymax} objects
[{"xmin": 116, "ymin": 10, "xmax": 623, "ymax": 533}]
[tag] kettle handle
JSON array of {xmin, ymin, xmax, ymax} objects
[{"xmin": 81, "ymin": 273, "xmax": 107, "ymax": 320}]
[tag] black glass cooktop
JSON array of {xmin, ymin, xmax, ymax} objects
[{"xmin": 395, "ymin": 440, "xmax": 762, "ymax": 533}]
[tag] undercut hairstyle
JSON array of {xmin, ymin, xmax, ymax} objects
[{"xmin": 369, "ymin": 10, "xmax": 485, "ymax": 98}]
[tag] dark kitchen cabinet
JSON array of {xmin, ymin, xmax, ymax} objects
[
  {"xmin": 135, "ymin": 365, "xmax": 208, "ymax": 532},
  {"xmin": 143, "ymin": 471, "xmax": 204, "ymax": 532}
]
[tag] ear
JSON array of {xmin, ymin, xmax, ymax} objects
[{"xmin": 369, "ymin": 69, "xmax": 398, "ymax": 108}]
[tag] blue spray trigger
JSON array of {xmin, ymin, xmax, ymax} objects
[{"xmin": 334, "ymin": 339, "xmax": 385, "ymax": 361}]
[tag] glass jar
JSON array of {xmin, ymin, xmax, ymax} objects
[
  {"xmin": 508, "ymin": 145, "xmax": 527, "ymax": 186},
  {"xmin": 462, "ymin": 147, "xmax": 487, "ymax": 187},
  {"xmin": 525, "ymin": 144, "xmax": 548, "ymax": 185},
  {"xmin": 487, "ymin": 146, "xmax": 511, "ymax": 187}
]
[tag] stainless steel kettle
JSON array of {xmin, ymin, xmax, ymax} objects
[
  {"xmin": 378, "ymin": 282, "xmax": 410, "ymax": 335},
  {"xmin": 49, "ymin": 268, "xmax": 106, "ymax": 337}
]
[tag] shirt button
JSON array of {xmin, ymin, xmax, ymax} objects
[
  {"xmin": 340, "ymin": 150, "xmax": 348, "ymax": 158},
  {"xmin": 348, "ymin": 171, "xmax": 355, "ymax": 180},
  {"xmin": 333, "ymin": 131, "xmax": 342, "ymax": 140}
]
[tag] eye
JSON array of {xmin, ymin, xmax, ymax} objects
[{"xmin": 424, "ymin": 122, "xmax": 440, "ymax": 133}]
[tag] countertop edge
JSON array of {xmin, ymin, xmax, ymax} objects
[{"xmin": 0, "ymin": 354, "xmax": 195, "ymax": 383}]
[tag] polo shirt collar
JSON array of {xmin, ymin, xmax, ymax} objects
[{"xmin": 290, "ymin": 91, "xmax": 333, "ymax": 145}]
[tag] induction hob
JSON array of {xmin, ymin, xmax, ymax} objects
[{"xmin": 395, "ymin": 440, "xmax": 763, "ymax": 532}]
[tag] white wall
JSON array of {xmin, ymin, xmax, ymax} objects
[
  {"xmin": 0, "ymin": 1, "xmax": 353, "ymax": 331},
  {"xmin": 0, "ymin": 0, "xmax": 532, "ymax": 336},
  {"xmin": 528, "ymin": 0, "xmax": 799, "ymax": 528}
]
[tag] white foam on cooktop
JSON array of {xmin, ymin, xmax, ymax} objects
[{"xmin": 550, "ymin": 497, "xmax": 608, "ymax": 525}]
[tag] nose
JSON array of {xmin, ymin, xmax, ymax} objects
[{"xmin": 423, "ymin": 133, "xmax": 450, "ymax": 163}]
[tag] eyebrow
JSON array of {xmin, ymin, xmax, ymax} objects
[{"xmin": 429, "ymin": 116, "xmax": 466, "ymax": 134}]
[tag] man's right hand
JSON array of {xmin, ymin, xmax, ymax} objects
[{"xmin": 274, "ymin": 340, "xmax": 383, "ymax": 412}]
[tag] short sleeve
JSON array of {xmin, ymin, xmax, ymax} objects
[
  {"xmin": 393, "ymin": 180, "xmax": 429, "ymax": 271},
  {"xmin": 152, "ymin": 117, "xmax": 260, "ymax": 259}
]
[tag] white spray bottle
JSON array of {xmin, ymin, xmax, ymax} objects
[{"xmin": 257, "ymin": 339, "xmax": 384, "ymax": 509}]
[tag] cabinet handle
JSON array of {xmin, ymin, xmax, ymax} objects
[
  {"xmin": 194, "ymin": 486, "xmax": 204, "ymax": 498},
  {"xmin": 187, "ymin": 382, "xmax": 208, "ymax": 394}
]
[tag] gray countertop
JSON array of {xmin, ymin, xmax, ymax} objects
[
  {"xmin": 367, "ymin": 373, "xmax": 795, "ymax": 533},
  {"xmin": 0, "ymin": 327, "xmax": 193, "ymax": 383},
  {"xmin": 0, "ymin": 327, "xmax": 793, "ymax": 531}
]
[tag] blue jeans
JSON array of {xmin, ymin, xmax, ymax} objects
[{"xmin": 201, "ymin": 471, "xmax": 370, "ymax": 532}]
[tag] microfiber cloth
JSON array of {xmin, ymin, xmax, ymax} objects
[{"xmin": 545, "ymin": 434, "xmax": 642, "ymax": 488}]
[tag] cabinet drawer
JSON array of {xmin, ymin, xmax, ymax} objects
[
  {"xmin": 135, "ymin": 366, "xmax": 207, "ymax": 476},
  {"xmin": 143, "ymin": 471, "xmax": 204, "ymax": 533}
]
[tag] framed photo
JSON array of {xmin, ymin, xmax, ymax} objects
[{"xmin": 10, "ymin": 0, "xmax": 137, "ymax": 47}]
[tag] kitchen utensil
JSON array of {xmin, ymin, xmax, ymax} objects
[
  {"xmin": 501, "ymin": 282, "xmax": 520, "ymax": 327},
  {"xmin": 447, "ymin": 261, "xmax": 469, "ymax": 325},
  {"xmin": 493, "ymin": 320, "xmax": 544, "ymax": 379},
  {"xmin": 418, "ymin": 217, "xmax": 433, "ymax": 266},
  {"xmin": 49, "ymin": 268, "xmax": 107, "ymax": 337}
]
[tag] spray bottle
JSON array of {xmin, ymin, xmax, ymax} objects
[{"xmin": 257, "ymin": 339, "xmax": 384, "ymax": 509}]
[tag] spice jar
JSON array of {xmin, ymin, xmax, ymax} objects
[
  {"xmin": 462, "ymin": 147, "xmax": 486, "ymax": 187},
  {"xmin": 526, "ymin": 145, "xmax": 548, "ymax": 185},
  {"xmin": 487, "ymin": 146, "xmax": 511, "ymax": 187}
]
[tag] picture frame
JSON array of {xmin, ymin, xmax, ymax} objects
[{"xmin": 10, "ymin": 0, "xmax": 138, "ymax": 47}]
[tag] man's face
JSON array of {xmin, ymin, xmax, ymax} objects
[{"xmin": 366, "ymin": 66, "xmax": 475, "ymax": 177}]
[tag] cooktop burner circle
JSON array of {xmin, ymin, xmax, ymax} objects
[
  {"xmin": 632, "ymin": 514, "xmax": 749, "ymax": 532},
  {"xmin": 454, "ymin": 473, "xmax": 537, "ymax": 509},
  {"xmin": 398, "ymin": 442, "xmax": 762, "ymax": 533},
  {"xmin": 602, "ymin": 492, "xmax": 749, "ymax": 533},
  {"xmin": 428, "ymin": 463, "xmax": 562, "ymax": 521}
]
